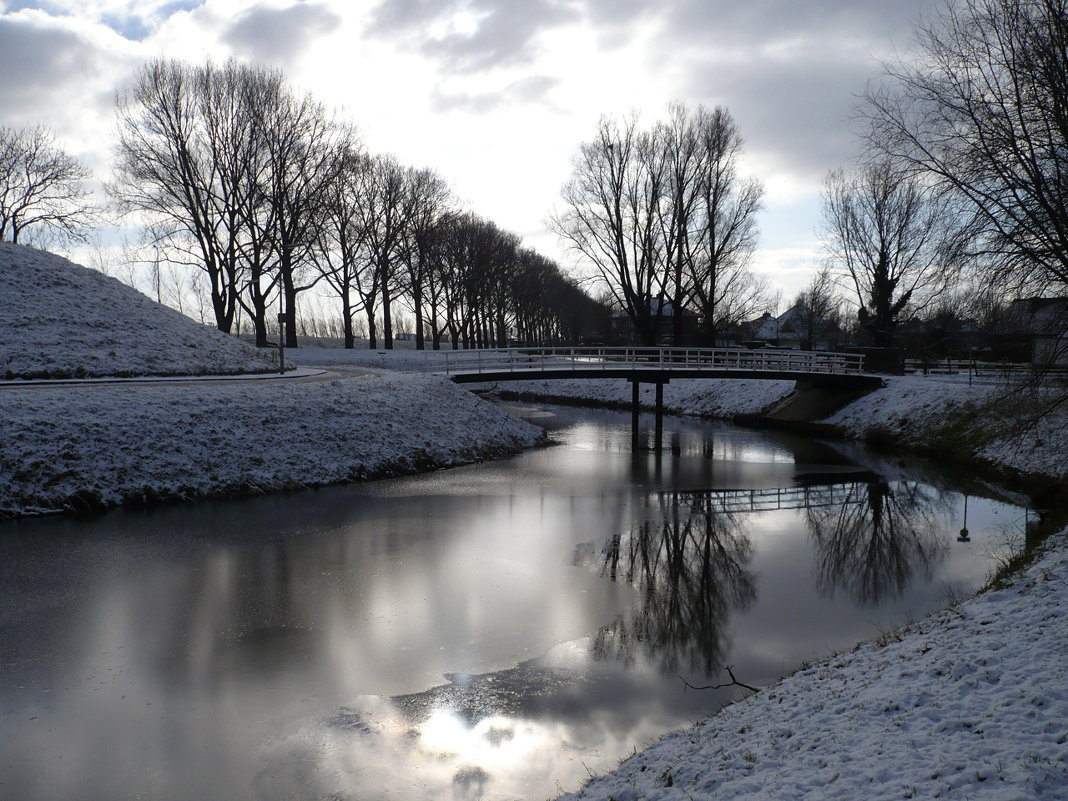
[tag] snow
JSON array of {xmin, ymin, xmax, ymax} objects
[
  {"xmin": 559, "ymin": 528, "xmax": 1068, "ymax": 801},
  {"xmin": 0, "ymin": 373, "xmax": 541, "ymax": 517},
  {"xmin": 1, "ymin": 242, "xmax": 276, "ymax": 379},
  {"xmin": 821, "ymin": 374, "xmax": 1068, "ymax": 483},
  {"xmin": 0, "ymin": 244, "xmax": 540, "ymax": 516},
  {"xmin": 3, "ymin": 244, "xmax": 1067, "ymax": 800}
]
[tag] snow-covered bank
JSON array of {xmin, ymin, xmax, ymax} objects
[
  {"xmin": 561, "ymin": 526, "xmax": 1068, "ymax": 801},
  {"xmin": 0, "ymin": 373, "xmax": 540, "ymax": 518},
  {"xmin": 820, "ymin": 374, "xmax": 1068, "ymax": 484},
  {"xmin": 1, "ymin": 243, "xmax": 274, "ymax": 379}
]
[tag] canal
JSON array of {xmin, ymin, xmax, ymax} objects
[{"xmin": 0, "ymin": 404, "xmax": 1028, "ymax": 800}]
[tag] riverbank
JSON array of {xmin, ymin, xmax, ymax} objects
[
  {"xmin": 0, "ymin": 372, "xmax": 541, "ymax": 518},
  {"xmin": 558, "ymin": 523, "xmax": 1068, "ymax": 801}
]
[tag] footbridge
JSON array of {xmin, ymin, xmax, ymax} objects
[{"xmin": 436, "ymin": 346, "xmax": 882, "ymax": 450}]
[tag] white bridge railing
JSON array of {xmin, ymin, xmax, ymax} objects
[
  {"xmin": 437, "ymin": 346, "xmax": 865, "ymax": 377},
  {"xmin": 668, "ymin": 484, "xmax": 868, "ymax": 515}
]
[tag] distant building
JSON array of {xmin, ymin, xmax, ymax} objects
[
  {"xmin": 1004, "ymin": 297, "xmax": 1068, "ymax": 366},
  {"xmin": 748, "ymin": 301, "xmax": 839, "ymax": 350},
  {"xmin": 608, "ymin": 298, "xmax": 699, "ymax": 345}
]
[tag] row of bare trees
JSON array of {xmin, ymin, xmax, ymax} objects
[
  {"xmin": 105, "ymin": 58, "xmax": 593, "ymax": 349},
  {"xmin": 553, "ymin": 103, "xmax": 768, "ymax": 346}
]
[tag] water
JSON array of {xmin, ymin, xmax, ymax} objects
[{"xmin": 0, "ymin": 405, "xmax": 1029, "ymax": 800}]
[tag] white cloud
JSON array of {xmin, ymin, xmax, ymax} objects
[{"xmin": 0, "ymin": 0, "xmax": 944, "ymax": 296}]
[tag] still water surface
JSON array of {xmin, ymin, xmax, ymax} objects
[{"xmin": 0, "ymin": 405, "xmax": 1028, "ymax": 800}]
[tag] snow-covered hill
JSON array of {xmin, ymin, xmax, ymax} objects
[{"xmin": 1, "ymin": 243, "xmax": 275, "ymax": 379}]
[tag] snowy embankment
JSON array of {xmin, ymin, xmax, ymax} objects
[
  {"xmin": 1, "ymin": 242, "xmax": 275, "ymax": 378},
  {"xmin": 560, "ymin": 528, "xmax": 1068, "ymax": 801},
  {"xmin": 0, "ymin": 244, "xmax": 540, "ymax": 517},
  {"xmin": 0, "ymin": 372, "xmax": 540, "ymax": 517}
]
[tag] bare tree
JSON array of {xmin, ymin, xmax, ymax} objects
[
  {"xmin": 254, "ymin": 74, "xmax": 344, "ymax": 348},
  {"xmin": 113, "ymin": 58, "xmax": 345, "ymax": 345},
  {"xmin": 313, "ymin": 142, "xmax": 369, "ymax": 348},
  {"xmin": 688, "ymin": 106, "xmax": 767, "ymax": 344},
  {"xmin": 822, "ymin": 159, "xmax": 966, "ymax": 347},
  {"xmin": 794, "ymin": 267, "xmax": 843, "ymax": 350},
  {"xmin": 398, "ymin": 167, "xmax": 453, "ymax": 350},
  {"xmin": 0, "ymin": 124, "xmax": 95, "ymax": 245},
  {"xmin": 865, "ymin": 0, "xmax": 1068, "ymax": 297},
  {"xmin": 555, "ymin": 106, "xmax": 765, "ymax": 346},
  {"xmin": 349, "ymin": 153, "xmax": 416, "ymax": 349},
  {"xmin": 112, "ymin": 59, "xmax": 249, "ymax": 333},
  {"xmin": 657, "ymin": 103, "xmax": 705, "ymax": 344},
  {"xmin": 553, "ymin": 114, "xmax": 671, "ymax": 345}
]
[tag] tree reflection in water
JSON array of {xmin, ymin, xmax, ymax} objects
[
  {"xmin": 585, "ymin": 492, "xmax": 756, "ymax": 677},
  {"xmin": 805, "ymin": 480, "xmax": 951, "ymax": 606}
]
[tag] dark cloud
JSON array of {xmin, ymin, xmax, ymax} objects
[
  {"xmin": 657, "ymin": 0, "xmax": 933, "ymax": 48},
  {"xmin": 0, "ymin": 16, "xmax": 100, "ymax": 121},
  {"xmin": 654, "ymin": 0, "xmax": 942, "ymax": 183},
  {"xmin": 367, "ymin": 0, "xmax": 580, "ymax": 73},
  {"xmin": 432, "ymin": 75, "xmax": 561, "ymax": 113},
  {"xmin": 704, "ymin": 52, "xmax": 872, "ymax": 183},
  {"xmin": 223, "ymin": 2, "xmax": 342, "ymax": 65}
]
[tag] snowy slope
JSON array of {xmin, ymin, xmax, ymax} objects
[
  {"xmin": 1, "ymin": 243, "xmax": 275, "ymax": 378},
  {"xmin": 560, "ymin": 528, "xmax": 1068, "ymax": 801},
  {"xmin": 0, "ymin": 373, "xmax": 541, "ymax": 517}
]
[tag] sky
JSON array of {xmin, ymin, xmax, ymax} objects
[{"xmin": 0, "ymin": 0, "xmax": 936, "ymax": 304}]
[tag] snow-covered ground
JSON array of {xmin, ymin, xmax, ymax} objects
[
  {"xmin": 559, "ymin": 527, "xmax": 1068, "ymax": 801},
  {"xmin": 0, "ymin": 372, "xmax": 540, "ymax": 517},
  {"xmin": 1, "ymin": 243, "xmax": 275, "ymax": 378},
  {"xmin": 0, "ymin": 245, "xmax": 541, "ymax": 517}
]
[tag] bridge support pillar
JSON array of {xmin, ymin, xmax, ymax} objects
[{"xmin": 629, "ymin": 377, "xmax": 669, "ymax": 452}]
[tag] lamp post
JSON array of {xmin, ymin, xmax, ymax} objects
[
  {"xmin": 277, "ymin": 291, "xmax": 286, "ymax": 375},
  {"xmin": 958, "ymin": 494, "xmax": 970, "ymax": 542}
]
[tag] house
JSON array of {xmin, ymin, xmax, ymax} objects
[
  {"xmin": 608, "ymin": 298, "xmax": 699, "ymax": 345},
  {"xmin": 749, "ymin": 301, "xmax": 839, "ymax": 350}
]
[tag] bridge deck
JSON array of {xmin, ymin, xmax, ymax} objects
[{"xmin": 439, "ymin": 347, "xmax": 882, "ymax": 389}]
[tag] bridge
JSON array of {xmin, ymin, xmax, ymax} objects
[{"xmin": 434, "ymin": 347, "xmax": 882, "ymax": 450}]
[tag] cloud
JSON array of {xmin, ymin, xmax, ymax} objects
[
  {"xmin": 432, "ymin": 74, "xmax": 561, "ymax": 113},
  {"xmin": 3, "ymin": 1, "xmax": 208, "ymax": 40},
  {"xmin": 656, "ymin": 0, "xmax": 930, "ymax": 48},
  {"xmin": 367, "ymin": 0, "xmax": 579, "ymax": 73},
  {"xmin": 685, "ymin": 40, "xmax": 876, "ymax": 187},
  {"xmin": 223, "ymin": 2, "xmax": 341, "ymax": 65},
  {"xmin": 0, "ymin": 11, "xmax": 137, "ymax": 151}
]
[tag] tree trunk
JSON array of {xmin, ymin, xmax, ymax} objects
[
  {"xmin": 366, "ymin": 308, "xmax": 377, "ymax": 349},
  {"xmin": 381, "ymin": 275, "xmax": 394, "ymax": 350},
  {"xmin": 342, "ymin": 290, "xmax": 355, "ymax": 349},
  {"xmin": 412, "ymin": 278, "xmax": 426, "ymax": 350}
]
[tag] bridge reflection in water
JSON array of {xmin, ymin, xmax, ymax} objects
[{"xmin": 578, "ymin": 476, "xmax": 953, "ymax": 677}]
